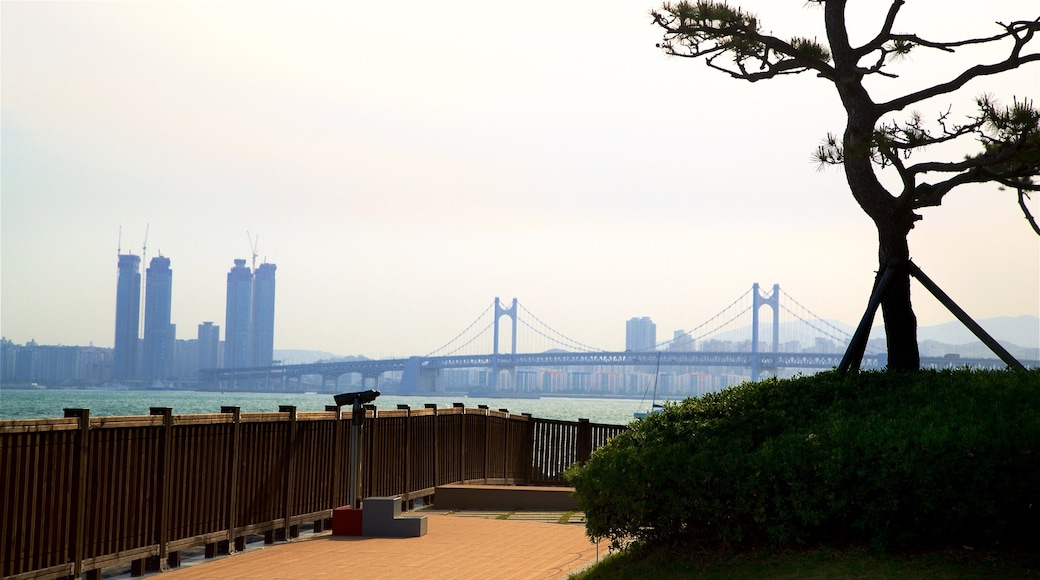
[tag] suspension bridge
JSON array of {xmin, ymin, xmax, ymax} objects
[{"xmin": 199, "ymin": 284, "xmax": 1028, "ymax": 396}]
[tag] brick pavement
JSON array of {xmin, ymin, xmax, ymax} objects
[{"xmin": 159, "ymin": 510, "xmax": 603, "ymax": 579}]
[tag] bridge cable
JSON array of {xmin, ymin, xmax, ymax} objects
[
  {"xmin": 778, "ymin": 289, "xmax": 856, "ymax": 338},
  {"xmin": 654, "ymin": 288, "xmax": 753, "ymax": 348},
  {"xmin": 516, "ymin": 317, "xmax": 601, "ymax": 352},
  {"xmin": 437, "ymin": 322, "xmax": 495, "ymax": 357},
  {"xmin": 621, "ymin": 288, "xmax": 757, "ymax": 352},
  {"xmin": 516, "ymin": 302, "xmax": 608, "ymax": 352},
  {"xmin": 424, "ymin": 301, "xmax": 495, "ymax": 356},
  {"xmin": 778, "ymin": 304, "xmax": 863, "ymax": 351},
  {"xmin": 690, "ymin": 305, "xmax": 754, "ymax": 343}
]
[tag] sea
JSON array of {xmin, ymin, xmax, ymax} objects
[{"xmin": 0, "ymin": 388, "xmax": 669, "ymax": 426}]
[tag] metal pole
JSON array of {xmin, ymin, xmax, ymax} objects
[
  {"xmin": 908, "ymin": 261, "xmax": 1026, "ymax": 371},
  {"xmin": 839, "ymin": 261, "xmax": 896, "ymax": 373},
  {"xmin": 349, "ymin": 398, "xmax": 363, "ymax": 508}
]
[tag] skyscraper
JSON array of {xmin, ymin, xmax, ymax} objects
[
  {"xmin": 198, "ymin": 321, "xmax": 220, "ymax": 369},
  {"xmin": 251, "ymin": 263, "xmax": 277, "ymax": 367},
  {"xmin": 668, "ymin": 329, "xmax": 695, "ymax": 352},
  {"xmin": 224, "ymin": 259, "xmax": 253, "ymax": 368},
  {"xmin": 625, "ymin": 317, "xmax": 657, "ymax": 352},
  {"xmin": 142, "ymin": 255, "xmax": 174, "ymax": 381},
  {"xmin": 114, "ymin": 254, "xmax": 141, "ymax": 380}
]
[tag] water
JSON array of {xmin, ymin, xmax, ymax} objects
[{"xmin": 0, "ymin": 388, "xmax": 669, "ymax": 425}]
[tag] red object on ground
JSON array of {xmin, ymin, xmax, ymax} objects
[{"xmin": 332, "ymin": 507, "xmax": 363, "ymax": 536}]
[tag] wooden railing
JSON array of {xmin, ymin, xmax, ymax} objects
[{"xmin": 0, "ymin": 405, "xmax": 624, "ymax": 580}]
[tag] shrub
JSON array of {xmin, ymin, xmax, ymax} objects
[{"xmin": 566, "ymin": 369, "xmax": 1040, "ymax": 552}]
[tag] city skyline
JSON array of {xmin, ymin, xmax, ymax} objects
[
  {"xmin": 106, "ymin": 249, "xmax": 279, "ymax": 380},
  {"xmin": 2, "ymin": 1, "xmax": 1037, "ymax": 358},
  {"xmin": 3, "ymin": 307, "xmax": 1037, "ymax": 390}
]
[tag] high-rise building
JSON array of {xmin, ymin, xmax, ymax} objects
[
  {"xmin": 224, "ymin": 259, "xmax": 253, "ymax": 368},
  {"xmin": 625, "ymin": 316, "xmax": 657, "ymax": 352},
  {"xmin": 114, "ymin": 254, "xmax": 141, "ymax": 380},
  {"xmin": 198, "ymin": 322, "xmax": 220, "ymax": 369},
  {"xmin": 251, "ymin": 263, "xmax": 277, "ymax": 367},
  {"xmin": 668, "ymin": 329, "xmax": 695, "ymax": 352},
  {"xmin": 142, "ymin": 255, "xmax": 174, "ymax": 381}
]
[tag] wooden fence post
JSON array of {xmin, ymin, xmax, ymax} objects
[
  {"xmin": 479, "ymin": 405, "xmax": 490, "ymax": 484},
  {"xmin": 278, "ymin": 406, "xmax": 298, "ymax": 540},
  {"xmin": 424, "ymin": 404, "xmax": 438, "ymax": 490},
  {"xmin": 364, "ymin": 404, "xmax": 377, "ymax": 504},
  {"xmin": 63, "ymin": 408, "xmax": 90, "ymax": 580},
  {"xmin": 326, "ymin": 404, "xmax": 343, "ymax": 517},
  {"xmin": 149, "ymin": 408, "xmax": 173, "ymax": 571},
  {"xmin": 500, "ymin": 409, "xmax": 510, "ymax": 481},
  {"xmin": 220, "ymin": 407, "xmax": 242, "ymax": 552},
  {"xmin": 522, "ymin": 413, "xmax": 533, "ymax": 484},
  {"xmin": 453, "ymin": 403, "xmax": 465, "ymax": 483},
  {"xmin": 397, "ymin": 405, "xmax": 412, "ymax": 508}
]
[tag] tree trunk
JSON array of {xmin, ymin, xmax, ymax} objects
[{"xmin": 876, "ymin": 218, "xmax": 920, "ymax": 370}]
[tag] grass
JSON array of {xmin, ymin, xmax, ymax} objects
[
  {"xmin": 574, "ymin": 544, "xmax": 1035, "ymax": 580},
  {"xmin": 570, "ymin": 543, "xmax": 1040, "ymax": 579}
]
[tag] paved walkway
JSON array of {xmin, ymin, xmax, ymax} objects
[{"xmin": 160, "ymin": 510, "xmax": 603, "ymax": 579}]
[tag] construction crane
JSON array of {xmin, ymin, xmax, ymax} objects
[
  {"xmin": 247, "ymin": 231, "xmax": 260, "ymax": 270},
  {"xmin": 142, "ymin": 224, "xmax": 149, "ymax": 264},
  {"xmin": 139, "ymin": 224, "xmax": 149, "ymax": 341}
]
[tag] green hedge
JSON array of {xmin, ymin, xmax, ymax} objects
[{"xmin": 566, "ymin": 369, "xmax": 1040, "ymax": 551}]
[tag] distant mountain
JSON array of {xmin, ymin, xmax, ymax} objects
[
  {"xmin": 871, "ymin": 315, "xmax": 1040, "ymax": 350},
  {"xmin": 696, "ymin": 315, "xmax": 1039, "ymax": 353}
]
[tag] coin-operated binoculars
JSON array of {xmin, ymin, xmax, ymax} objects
[{"xmin": 334, "ymin": 390, "xmax": 380, "ymax": 508}]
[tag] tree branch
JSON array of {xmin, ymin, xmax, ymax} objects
[
  {"xmin": 886, "ymin": 23, "xmax": 1033, "ymax": 52},
  {"xmin": 1019, "ymin": 190, "xmax": 1040, "ymax": 235},
  {"xmin": 876, "ymin": 142, "xmax": 917, "ymax": 207},
  {"xmin": 911, "ymin": 171, "xmax": 987, "ymax": 208},
  {"xmin": 883, "ymin": 55, "xmax": 1040, "ymax": 114},
  {"xmin": 652, "ymin": 2, "xmax": 836, "ymax": 83},
  {"xmin": 854, "ymin": 0, "xmax": 905, "ymax": 58},
  {"xmin": 880, "ymin": 20, "xmax": 1040, "ymax": 113},
  {"xmin": 907, "ymin": 146, "xmax": 1019, "ymax": 176}
]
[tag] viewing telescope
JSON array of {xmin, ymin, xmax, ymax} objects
[
  {"xmin": 334, "ymin": 389, "xmax": 380, "ymax": 408},
  {"xmin": 334, "ymin": 389, "xmax": 380, "ymax": 508}
]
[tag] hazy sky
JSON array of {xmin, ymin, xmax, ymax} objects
[{"xmin": 2, "ymin": 1, "xmax": 1038, "ymax": 358}]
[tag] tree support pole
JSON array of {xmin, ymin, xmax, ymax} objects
[
  {"xmin": 839, "ymin": 260, "xmax": 897, "ymax": 373},
  {"xmin": 907, "ymin": 261, "xmax": 1026, "ymax": 371}
]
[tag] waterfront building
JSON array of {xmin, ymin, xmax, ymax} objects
[
  {"xmin": 0, "ymin": 338, "xmax": 15, "ymax": 382},
  {"xmin": 0, "ymin": 340, "xmax": 113, "ymax": 385},
  {"xmin": 224, "ymin": 259, "xmax": 253, "ymax": 368},
  {"xmin": 251, "ymin": 263, "xmax": 277, "ymax": 367},
  {"xmin": 171, "ymin": 338, "xmax": 198, "ymax": 379},
  {"xmin": 668, "ymin": 330, "xmax": 695, "ymax": 352},
  {"xmin": 625, "ymin": 316, "xmax": 656, "ymax": 352},
  {"xmin": 142, "ymin": 255, "xmax": 174, "ymax": 381},
  {"xmin": 515, "ymin": 369, "xmax": 539, "ymax": 391},
  {"xmin": 198, "ymin": 322, "xmax": 220, "ymax": 369},
  {"xmin": 542, "ymin": 370, "xmax": 566, "ymax": 392},
  {"xmin": 114, "ymin": 254, "xmax": 141, "ymax": 380}
]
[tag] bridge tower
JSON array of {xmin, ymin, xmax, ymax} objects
[
  {"xmin": 751, "ymin": 283, "xmax": 780, "ymax": 378},
  {"xmin": 490, "ymin": 297, "xmax": 517, "ymax": 391}
]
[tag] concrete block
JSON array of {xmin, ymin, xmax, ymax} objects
[
  {"xmin": 434, "ymin": 484, "xmax": 578, "ymax": 511},
  {"xmin": 331, "ymin": 506, "xmax": 363, "ymax": 536},
  {"xmin": 361, "ymin": 496, "xmax": 427, "ymax": 538}
]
